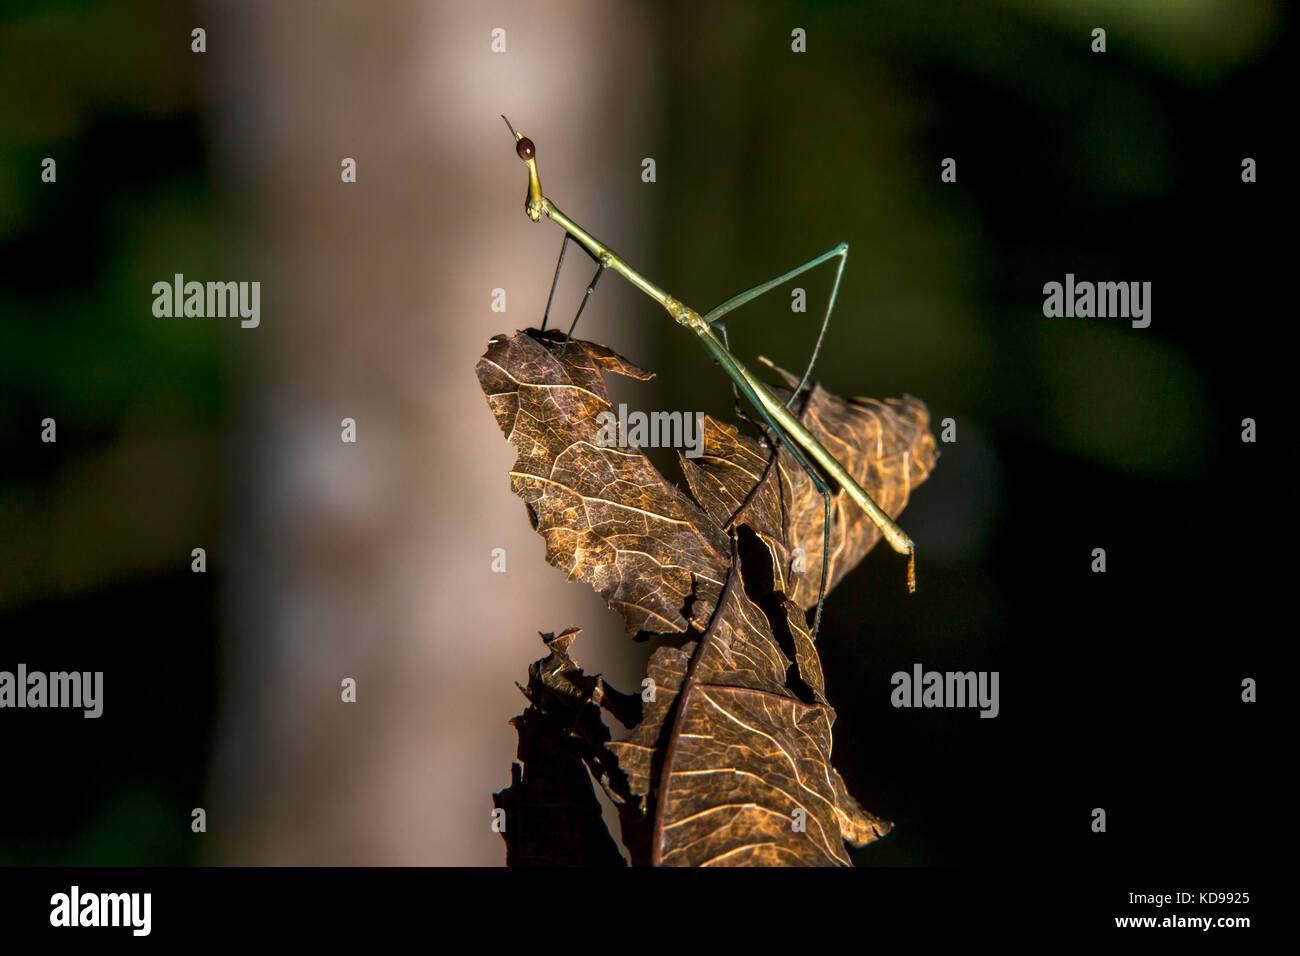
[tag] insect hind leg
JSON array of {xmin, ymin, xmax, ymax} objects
[{"xmin": 703, "ymin": 243, "xmax": 849, "ymax": 409}]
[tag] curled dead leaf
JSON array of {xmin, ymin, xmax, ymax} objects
[{"xmin": 480, "ymin": 330, "xmax": 934, "ymax": 866}]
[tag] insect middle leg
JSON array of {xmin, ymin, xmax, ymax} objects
[
  {"xmin": 713, "ymin": 323, "xmax": 762, "ymax": 431},
  {"xmin": 754, "ymin": 405, "xmax": 834, "ymax": 640},
  {"xmin": 721, "ymin": 362, "xmax": 835, "ymax": 640}
]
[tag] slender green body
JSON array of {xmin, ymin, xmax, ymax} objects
[
  {"xmin": 694, "ymin": 326, "xmax": 914, "ymax": 559},
  {"xmin": 505, "ymin": 119, "xmax": 916, "ymax": 589}
]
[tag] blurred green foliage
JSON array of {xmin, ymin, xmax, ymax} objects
[{"xmin": 1, "ymin": 1, "xmax": 223, "ymax": 865}]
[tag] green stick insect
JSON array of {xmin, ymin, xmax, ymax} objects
[{"xmin": 502, "ymin": 116, "xmax": 916, "ymax": 638}]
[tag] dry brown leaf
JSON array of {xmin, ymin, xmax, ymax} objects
[
  {"xmin": 477, "ymin": 331, "xmax": 728, "ymax": 634},
  {"xmin": 479, "ymin": 329, "xmax": 934, "ymax": 866},
  {"xmin": 475, "ymin": 331, "xmax": 936, "ymax": 631},
  {"xmin": 608, "ymin": 554, "xmax": 892, "ymax": 865},
  {"xmin": 491, "ymin": 628, "xmax": 638, "ymax": 867}
]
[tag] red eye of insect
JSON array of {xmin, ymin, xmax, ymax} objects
[{"xmin": 516, "ymin": 137, "xmax": 535, "ymax": 160}]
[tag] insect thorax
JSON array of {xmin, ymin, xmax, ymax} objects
[{"xmin": 665, "ymin": 297, "xmax": 707, "ymax": 332}]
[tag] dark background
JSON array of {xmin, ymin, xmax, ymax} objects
[{"xmin": 0, "ymin": 0, "xmax": 1285, "ymax": 868}]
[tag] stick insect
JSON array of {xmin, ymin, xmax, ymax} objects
[{"xmin": 502, "ymin": 116, "xmax": 916, "ymax": 638}]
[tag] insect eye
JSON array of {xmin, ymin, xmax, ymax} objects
[{"xmin": 516, "ymin": 137, "xmax": 535, "ymax": 160}]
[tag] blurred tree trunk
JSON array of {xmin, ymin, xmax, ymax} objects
[{"xmin": 203, "ymin": 0, "xmax": 660, "ymax": 864}]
